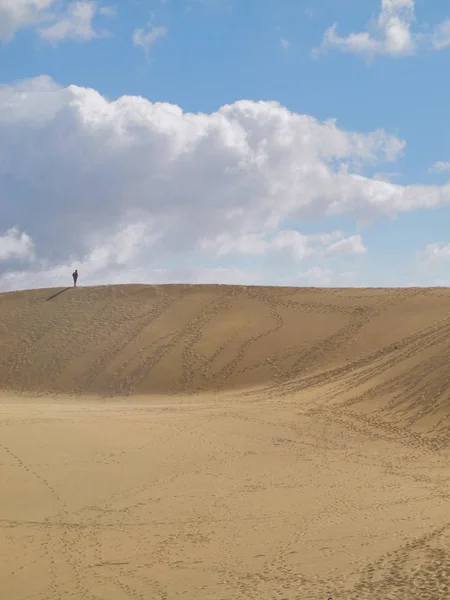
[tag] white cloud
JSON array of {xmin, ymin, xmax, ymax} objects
[
  {"xmin": 416, "ymin": 242, "xmax": 450, "ymax": 285},
  {"xmin": 0, "ymin": 76, "xmax": 450, "ymax": 291},
  {"xmin": 133, "ymin": 23, "xmax": 168, "ymax": 57},
  {"xmin": 0, "ymin": 0, "xmax": 113, "ymax": 43},
  {"xmin": 322, "ymin": 233, "xmax": 367, "ymax": 257},
  {"xmin": 315, "ymin": 0, "xmax": 450, "ymax": 59},
  {"xmin": 280, "ymin": 38, "xmax": 290, "ymax": 52},
  {"xmin": 419, "ymin": 243, "xmax": 450, "ymax": 263},
  {"xmin": 297, "ymin": 267, "xmax": 333, "ymax": 286},
  {"xmin": 275, "ymin": 266, "xmax": 360, "ymax": 287},
  {"xmin": 0, "ymin": 227, "xmax": 35, "ymax": 262},
  {"xmin": 39, "ymin": 1, "xmax": 108, "ymax": 43},
  {"xmin": 315, "ymin": 0, "xmax": 416, "ymax": 58},
  {"xmin": 200, "ymin": 230, "xmax": 366, "ymax": 260},
  {"xmin": 429, "ymin": 161, "xmax": 450, "ymax": 173},
  {"xmin": 0, "ymin": 0, "xmax": 53, "ymax": 41},
  {"xmin": 373, "ymin": 171, "xmax": 401, "ymax": 182},
  {"xmin": 432, "ymin": 19, "xmax": 450, "ymax": 50}
]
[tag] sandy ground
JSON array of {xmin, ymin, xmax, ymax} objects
[{"xmin": 1, "ymin": 284, "xmax": 450, "ymax": 599}]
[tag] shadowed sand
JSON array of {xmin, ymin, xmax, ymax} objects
[{"xmin": 1, "ymin": 284, "xmax": 449, "ymax": 599}]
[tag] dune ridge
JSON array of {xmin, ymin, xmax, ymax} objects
[{"xmin": 1, "ymin": 283, "xmax": 449, "ymax": 440}]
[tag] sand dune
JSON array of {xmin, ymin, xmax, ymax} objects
[{"xmin": 1, "ymin": 284, "xmax": 449, "ymax": 599}]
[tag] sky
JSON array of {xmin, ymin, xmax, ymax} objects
[{"xmin": 1, "ymin": 0, "xmax": 450, "ymax": 290}]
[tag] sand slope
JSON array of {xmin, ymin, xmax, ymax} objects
[
  {"xmin": 1, "ymin": 284, "xmax": 450, "ymax": 600},
  {"xmin": 1, "ymin": 284, "xmax": 450, "ymax": 438}
]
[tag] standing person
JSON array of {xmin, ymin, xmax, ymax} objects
[{"xmin": 72, "ymin": 269, "xmax": 78, "ymax": 287}]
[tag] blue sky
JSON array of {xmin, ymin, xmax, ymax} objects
[{"xmin": 1, "ymin": 0, "xmax": 450, "ymax": 289}]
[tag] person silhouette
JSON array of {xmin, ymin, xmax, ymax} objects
[{"xmin": 72, "ymin": 269, "xmax": 78, "ymax": 287}]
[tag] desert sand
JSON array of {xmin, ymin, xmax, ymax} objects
[{"xmin": 1, "ymin": 284, "xmax": 449, "ymax": 600}]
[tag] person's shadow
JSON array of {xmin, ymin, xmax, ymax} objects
[{"xmin": 46, "ymin": 287, "xmax": 71, "ymax": 301}]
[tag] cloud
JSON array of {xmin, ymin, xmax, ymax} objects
[
  {"xmin": 373, "ymin": 171, "xmax": 401, "ymax": 182},
  {"xmin": 315, "ymin": 0, "xmax": 450, "ymax": 60},
  {"xmin": 419, "ymin": 243, "xmax": 450, "ymax": 263},
  {"xmin": 280, "ymin": 38, "xmax": 290, "ymax": 52},
  {"xmin": 0, "ymin": 0, "xmax": 114, "ymax": 43},
  {"xmin": 133, "ymin": 23, "xmax": 168, "ymax": 57},
  {"xmin": 315, "ymin": 0, "xmax": 416, "ymax": 59},
  {"xmin": 1, "ymin": 75, "xmax": 450, "ymax": 290},
  {"xmin": 199, "ymin": 231, "xmax": 366, "ymax": 260},
  {"xmin": 38, "ymin": 1, "xmax": 110, "ymax": 43},
  {"xmin": 429, "ymin": 161, "xmax": 450, "ymax": 174},
  {"xmin": 416, "ymin": 242, "xmax": 450, "ymax": 285},
  {"xmin": 297, "ymin": 267, "xmax": 333, "ymax": 286},
  {"xmin": 432, "ymin": 19, "xmax": 450, "ymax": 50},
  {"xmin": 0, "ymin": 0, "xmax": 54, "ymax": 41},
  {"xmin": 0, "ymin": 227, "xmax": 35, "ymax": 262},
  {"xmin": 275, "ymin": 266, "xmax": 359, "ymax": 287}
]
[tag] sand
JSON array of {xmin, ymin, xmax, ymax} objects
[{"xmin": 0, "ymin": 284, "xmax": 449, "ymax": 600}]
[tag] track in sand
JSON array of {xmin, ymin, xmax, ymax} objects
[{"xmin": 1, "ymin": 284, "xmax": 449, "ymax": 599}]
